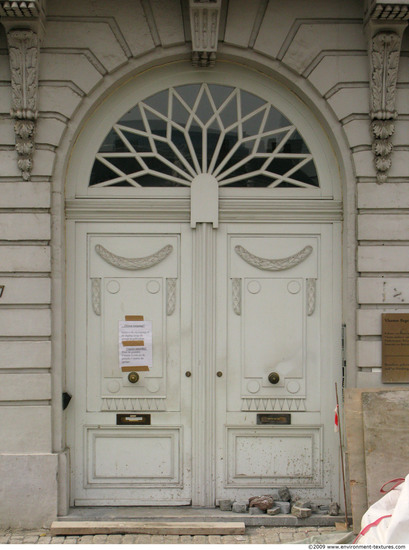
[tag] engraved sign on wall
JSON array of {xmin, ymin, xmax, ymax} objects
[
  {"xmin": 382, "ymin": 313, "xmax": 409, "ymax": 383},
  {"xmin": 119, "ymin": 320, "xmax": 153, "ymax": 372}
]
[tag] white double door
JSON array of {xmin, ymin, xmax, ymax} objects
[{"xmin": 67, "ymin": 220, "xmax": 341, "ymax": 506}]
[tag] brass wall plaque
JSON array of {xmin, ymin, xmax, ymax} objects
[
  {"xmin": 382, "ymin": 313, "xmax": 409, "ymax": 383},
  {"xmin": 116, "ymin": 413, "xmax": 151, "ymax": 425},
  {"xmin": 257, "ymin": 413, "xmax": 291, "ymax": 425}
]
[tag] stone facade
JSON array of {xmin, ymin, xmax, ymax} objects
[{"xmin": 0, "ymin": 0, "xmax": 408, "ymax": 528}]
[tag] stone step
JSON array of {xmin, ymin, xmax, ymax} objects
[
  {"xmin": 50, "ymin": 520, "xmax": 245, "ymax": 535},
  {"xmin": 57, "ymin": 507, "xmax": 350, "ymax": 527}
]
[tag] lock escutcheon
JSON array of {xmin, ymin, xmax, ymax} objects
[
  {"xmin": 268, "ymin": 372, "xmax": 280, "ymax": 384},
  {"xmin": 128, "ymin": 372, "xmax": 139, "ymax": 384}
]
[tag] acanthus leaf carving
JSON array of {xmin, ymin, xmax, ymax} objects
[
  {"xmin": 6, "ymin": 29, "xmax": 39, "ymax": 181},
  {"xmin": 235, "ymin": 244, "xmax": 313, "ymax": 272},
  {"xmin": 95, "ymin": 244, "xmax": 173, "ymax": 270},
  {"xmin": 369, "ymin": 31, "xmax": 403, "ymax": 184}
]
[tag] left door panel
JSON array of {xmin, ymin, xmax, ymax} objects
[{"xmin": 67, "ymin": 222, "xmax": 192, "ymax": 505}]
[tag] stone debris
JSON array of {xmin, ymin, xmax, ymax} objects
[
  {"xmin": 232, "ymin": 502, "xmax": 247, "ymax": 513},
  {"xmin": 266, "ymin": 506, "xmax": 281, "ymax": 516},
  {"xmin": 249, "ymin": 506, "xmax": 266, "ymax": 515},
  {"xmin": 328, "ymin": 502, "xmax": 340, "ymax": 516},
  {"xmin": 219, "ymin": 499, "xmax": 233, "ymax": 511},
  {"xmin": 291, "ymin": 505, "xmax": 312, "ymax": 518},
  {"xmin": 277, "ymin": 486, "xmax": 292, "ymax": 502},
  {"xmin": 248, "ymin": 495, "xmax": 274, "ymax": 510},
  {"xmin": 275, "ymin": 501, "xmax": 291, "ymax": 514},
  {"xmin": 292, "ymin": 499, "xmax": 312, "ymax": 509}
]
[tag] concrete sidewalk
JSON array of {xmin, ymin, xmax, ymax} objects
[{"xmin": 0, "ymin": 526, "xmax": 339, "ymax": 544}]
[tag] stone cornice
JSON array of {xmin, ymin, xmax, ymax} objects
[
  {"xmin": 0, "ymin": 0, "xmax": 46, "ymax": 181},
  {"xmin": 364, "ymin": 0, "xmax": 409, "ymax": 23},
  {"xmin": 365, "ymin": 2, "xmax": 408, "ymax": 183}
]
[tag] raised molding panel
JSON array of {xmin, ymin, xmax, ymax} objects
[
  {"xmin": 101, "ymin": 397, "xmax": 166, "ymax": 411},
  {"xmin": 86, "ymin": 426, "xmax": 181, "ymax": 487},
  {"xmin": 307, "ymin": 278, "xmax": 316, "ymax": 316},
  {"xmin": 225, "ymin": 426, "xmax": 323, "ymax": 487},
  {"xmin": 90, "ymin": 278, "xmax": 101, "ymax": 316},
  {"xmin": 241, "ymin": 397, "xmax": 306, "ymax": 412},
  {"xmin": 166, "ymin": 278, "xmax": 177, "ymax": 316},
  {"xmin": 232, "ymin": 278, "xmax": 241, "ymax": 316},
  {"xmin": 235, "ymin": 244, "xmax": 313, "ymax": 271},
  {"xmin": 95, "ymin": 244, "xmax": 173, "ymax": 271}
]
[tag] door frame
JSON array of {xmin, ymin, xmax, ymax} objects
[{"xmin": 58, "ymin": 57, "xmax": 353, "ymax": 513}]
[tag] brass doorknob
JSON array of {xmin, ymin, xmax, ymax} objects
[
  {"xmin": 128, "ymin": 372, "xmax": 139, "ymax": 384},
  {"xmin": 268, "ymin": 372, "xmax": 280, "ymax": 384}
]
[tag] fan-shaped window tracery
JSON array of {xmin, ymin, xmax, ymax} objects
[{"xmin": 89, "ymin": 83, "xmax": 319, "ymax": 190}]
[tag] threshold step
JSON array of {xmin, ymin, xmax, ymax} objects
[{"xmin": 50, "ymin": 520, "xmax": 246, "ymax": 536}]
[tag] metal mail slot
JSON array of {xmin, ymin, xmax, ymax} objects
[
  {"xmin": 116, "ymin": 413, "xmax": 151, "ymax": 425},
  {"xmin": 257, "ymin": 413, "xmax": 291, "ymax": 425}
]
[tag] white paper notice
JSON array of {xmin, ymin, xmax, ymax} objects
[{"xmin": 119, "ymin": 320, "xmax": 153, "ymax": 370}]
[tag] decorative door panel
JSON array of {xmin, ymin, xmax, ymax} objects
[
  {"xmin": 69, "ymin": 223, "xmax": 192, "ymax": 505},
  {"xmin": 228, "ymin": 234, "xmax": 320, "ymax": 413},
  {"xmin": 88, "ymin": 234, "xmax": 179, "ymax": 413},
  {"xmin": 215, "ymin": 224, "xmax": 341, "ymax": 503}
]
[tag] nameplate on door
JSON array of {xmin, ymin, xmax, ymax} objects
[
  {"xmin": 116, "ymin": 414, "xmax": 151, "ymax": 425},
  {"xmin": 257, "ymin": 413, "xmax": 291, "ymax": 425}
]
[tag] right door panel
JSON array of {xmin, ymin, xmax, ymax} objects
[{"xmin": 216, "ymin": 223, "xmax": 341, "ymax": 504}]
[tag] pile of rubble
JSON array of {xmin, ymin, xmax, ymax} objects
[{"xmin": 218, "ymin": 487, "xmax": 340, "ymax": 518}]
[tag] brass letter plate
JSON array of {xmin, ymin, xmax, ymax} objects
[
  {"xmin": 382, "ymin": 313, "xmax": 409, "ymax": 383},
  {"xmin": 116, "ymin": 414, "xmax": 151, "ymax": 425},
  {"xmin": 257, "ymin": 413, "xmax": 291, "ymax": 425}
]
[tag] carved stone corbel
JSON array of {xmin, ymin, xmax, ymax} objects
[
  {"xmin": 189, "ymin": 0, "xmax": 221, "ymax": 68},
  {"xmin": 7, "ymin": 29, "xmax": 39, "ymax": 180},
  {"xmin": 1, "ymin": 0, "xmax": 46, "ymax": 181},
  {"xmin": 369, "ymin": 31, "xmax": 402, "ymax": 183},
  {"xmin": 365, "ymin": 2, "xmax": 408, "ymax": 183}
]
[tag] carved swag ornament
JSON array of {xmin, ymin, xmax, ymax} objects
[
  {"xmin": 7, "ymin": 28, "xmax": 39, "ymax": 181},
  {"xmin": 370, "ymin": 31, "xmax": 402, "ymax": 183}
]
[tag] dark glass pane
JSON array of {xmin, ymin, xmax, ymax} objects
[
  {"xmin": 266, "ymin": 157, "xmax": 304, "ymax": 176},
  {"xmin": 107, "ymin": 157, "xmax": 142, "ymax": 174},
  {"xmin": 171, "ymin": 128, "xmax": 195, "ymax": 166},
  {"xmin": 143, "ymin": 109, "xmax": 167, "ymax": 137},
  {"xmin": 144, "ymin": 89, "xmax": 168, "ymax": 115},
  {"xmin": 90, "ymin": 159, "xmax": 120, "ymax": 185},
  {"xmin": 291, "ymin": 160, "xmax": 319, "ymax": 186},
  {"xmin": 265, "ymin": 107, "xmax": 291, "ymax": 131},
  {"xmin": 119, "ymin": 105, "xmax": 145, "ymax": 132},
  {"xmin": 283, "ymin": 130, "xmax": 310, "ymax": 155},
  {"xmin": 134, "ymin": 174, "xmax": 185, "ymax": 187},
  {"xmin": 98, "ymin": 129, "xmax": 128, "ymax": 153},
  {"xmin": 171, "ymin": 95, "xmax": 191, "ymax": 126},
  {"xmin": 257, "ymin": 128, "xmax": 292, "ymax": 154},
  {"xmin": 219, "ymin": 156, "xmax": 267, "ymax": 182},
  {"xmin": 195, "ymin": 90, "xmax": 214, "ymax": 125},
  {"xmin": 208, "ymin": 84, "xmax": 234, "ymax": 109},
  {"xmin": 174, "ymin": 84, "xmax": 201, "ymax": 109},
  {"xmin": 240, "ymin": 90, "xmax": 265, "ymax": 117},
  {"xmin": 121, "ymin": 131, "xmax": 151, "ymax": 152},
  {"xmin": 219, "ymin": 94, "xmax": 238, "ymax": 129},
  {"xmin": 214, "ymin": 130, "xmax": 239, "ymax": 168},
  {"xmin": 224, "ymin": 174, "xmax": 276, "ymax": 187},
  {"xmin": 242, "ymin": 110, "xmax": 265, "ymax": 139}
]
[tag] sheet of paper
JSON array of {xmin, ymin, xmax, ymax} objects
[{"xmin": 119, "ymin": 320, "xmax": 152, "ymax": 370}]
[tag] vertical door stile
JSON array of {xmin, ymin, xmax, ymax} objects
[{"xmin": 191, "ymin": 222, "xmax": 217, "ymax": 506}]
